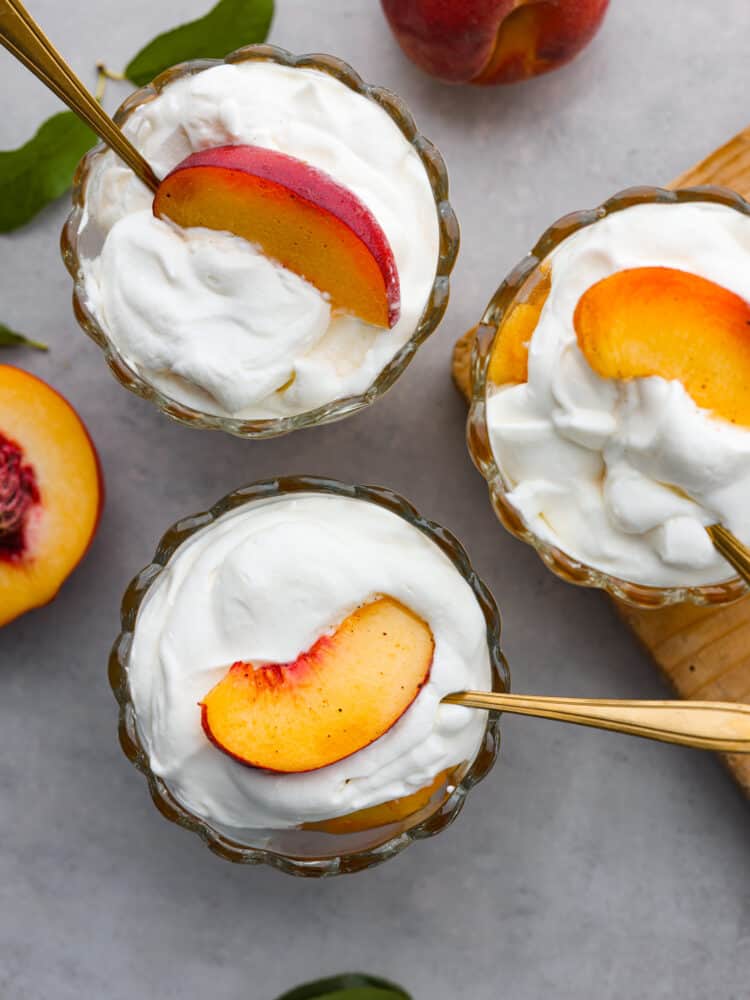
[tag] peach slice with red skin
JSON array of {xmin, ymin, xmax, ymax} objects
[
  {"xmin": 201, "ymin": 596, "xmax": 434, "ymax": 773},
  {"xmin": 574, "ymin": 266, "xmax": 750, "ymax": 426},
  {"xmin": 154, "ymin": 145, "xmax": 400, "ymax": 329},
  {"xmin": 0, "ymin": 365, "xmax": 103, "ymax": 627}
]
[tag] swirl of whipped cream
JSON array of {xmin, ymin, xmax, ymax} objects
[
  {"xmin": 128, "ymin": 493, "xmax": 491, "ymax": 832},
  {"xmin": 80, "ymin": 61, "xmax": 440, "ymax": 418},
  {"xmin": 487, "ymin": 201, "xmax": 750, "ymax": 588}
]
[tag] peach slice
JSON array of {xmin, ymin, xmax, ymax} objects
[
  {"xmin": 201, "ymin": 596, "xmax": 433, "ymax": 773},
  {"xmin": 487, "ymin": 264, "xmax": 550, "ymax": 386},
  {"xmin": 0, "ymin": 366, "xmax": 103, "ymax": 627},
  {"xmin": 303, "ymin": 766, "xmax": 457, "ymax": 835},
  {"xmin": 574, "ymin": 267, "xmax": 750, "ymax": 426},
  {"xmin": 153, "ymin": 145, "xmax": 400, "ymax": 329}
]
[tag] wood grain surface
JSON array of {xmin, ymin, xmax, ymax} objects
[{"xmin": 452, "ymin": 129, "xmax": 750, "ymax": 794}]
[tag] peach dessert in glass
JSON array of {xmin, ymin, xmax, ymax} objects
[
  {"xmin": 467, "ymin": 186, "xmax": 750, "ymax": 607},
  {"xmin": 62, "ymin": 45, "xmax": 458, "ymax": 438},
  {"xmin": 110, "ymin": 477, "xmax": 508, "ymax": 875}
]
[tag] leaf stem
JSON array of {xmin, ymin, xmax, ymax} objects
[
  {"xmin": 22, "ymin": 336, "xmax": 49, "ymax": 352},
  {"xmin": 0, "ymin": 324, "xmax": 49, "ymax": 351},
  {"xmin": 94, "ymin": 62, "xmax": 126, "ymax": 102}
]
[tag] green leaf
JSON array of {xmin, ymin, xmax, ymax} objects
[
  {"xmin": 0, "ymin": 323, "xmax": 48, "ymax": 351},
  {"xmin": 274, "ymin": 974, "xmax": 411, "ymax": 1000},
  {"xmin": 0, "ymin": 112, "xmax": 96, "ymax": 233},
  {"xmin": 303, "ymin": 990, "xmax": 406, "ymax": 1000},
  {"xmin": 125, "ymin": 0, "xmax": 274, "ymax": 86}
]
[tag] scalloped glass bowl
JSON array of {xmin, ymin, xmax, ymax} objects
[
  {"xmin": 61, "ymin": 44, "xmax": 460, "ymax": 439},
  {"xmin": 109, "ymin": 476, "xmax": 509, "ymax": 876},
  {"xmin": 467, "ymin": 185, "xmax": 749, "ymax": 609}
]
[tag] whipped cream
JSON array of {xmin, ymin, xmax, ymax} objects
[
  {"xmin": 486, "ymin": 202, "xmax": 750, "ymax": 588},
  {"xmin": 128, "ymin": 493, "xmax": 491, "ymax": 832},
  {"xmin": 80, "ymin": 61, "xmax": 440, "ymax": 419}
]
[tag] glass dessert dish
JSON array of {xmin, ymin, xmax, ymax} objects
[
  {"xmin": 61, "ymin": 44, "xmax": 459, "ymax": 439},
  {"xmin": 110, "ymin": 476, "xmax": 509, "ymax": 876},
  {"xmin": 467, "ymin": 185, "xmax": 750, "ymax": 609}
]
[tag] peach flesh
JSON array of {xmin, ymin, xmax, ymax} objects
[
  {"xmin": 201, "ymin": 596, "xmax": 434, "ymax": 774},
  {"xmin": 154, "ymin": 144, "xmax": 401, "ymax": 329},
  {"xmin": 0, "ymin": 365, "xmax": 103, "ymax": 628},
  {"xmin": 574, "ymin": 267, "xmax": 750, "ymax": 427},
  {"xmin": 488, "ymin": 264, "xmax": 551, "ymax": 386},
  {"xmin": 304, "ymin": 766, "xmax": 459, "ymax": 835}
]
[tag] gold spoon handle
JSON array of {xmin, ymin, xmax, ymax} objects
[
  {"xmin": 0, "ymin": 0, "xmax": 158, "ymax": 192},
  {"xmin": 707, "ymin": 523, "xmax": 750, "ymax": 586},
  {"xmin": 443, "ymin": 691, "xmax": 750, "ymax": 753}
]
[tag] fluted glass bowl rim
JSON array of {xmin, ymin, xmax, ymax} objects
[
  {"xmin": 109, "ymin": 475, "xmax": 510, "ymax": 876},
  {"xmin": 61, "ymin": 44, "xmax": 460, "ymax": 440},
  {"xmin": 467, "ymin": 184, "xmax": 750, "ymax": 609}
]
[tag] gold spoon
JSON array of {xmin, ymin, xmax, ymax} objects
[
  {"xmin": 0, "ymin": 0, "xmax": 158, "ymax": 192},
  {"xmin": 706, "ymin": 523, "xmax": 750, "ymax": 586},
  {"xmin": 445, "ymin": 528, "xmax": 750, "ymax": 750},
  {"xmin": 443, "ymin": 690, "xmax": 750, "ymax": 752}
]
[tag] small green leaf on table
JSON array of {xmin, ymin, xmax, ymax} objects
[
  {"xmin": 274, "ymin": 973, "xmax": 412, "ymax": 1000},
  {"xmin": 0, "ymin": 112, "xmax": 96, "ymax": 233},
  {"xmin": 0, "ymin": 323, "xmax": 48, "ymax": 351},
  {"xmin": 125, "ymin": 0, "xmax": 274, "ymax": 86}
]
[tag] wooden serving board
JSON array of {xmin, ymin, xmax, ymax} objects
[{"xmin": 452, "ymin": 127, "xmax": 750, "ymax": 796}]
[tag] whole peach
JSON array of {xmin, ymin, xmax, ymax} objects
[{"xmin": 380, "ymin": 0, "xmax": 610, "ymax": 85}]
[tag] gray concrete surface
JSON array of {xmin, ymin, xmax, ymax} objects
[{"xmin": 0, "ymin": 1, "xmax": 748, "ymax": 997}]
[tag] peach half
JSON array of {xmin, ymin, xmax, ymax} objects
[
  {"xmin": 154, "ymin": 145, "xmax": 400, "ymax": 329},
  {"xmin": 201, "ymin": 596, "xmax": 434, "ymax": 773},
  {"xmin": 0, "ymin": 365, "xmax": 102, "ymax": 627},
  {"xmin": 574, "ymin": 266, "xmax": 750, "ymax": 426}
]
